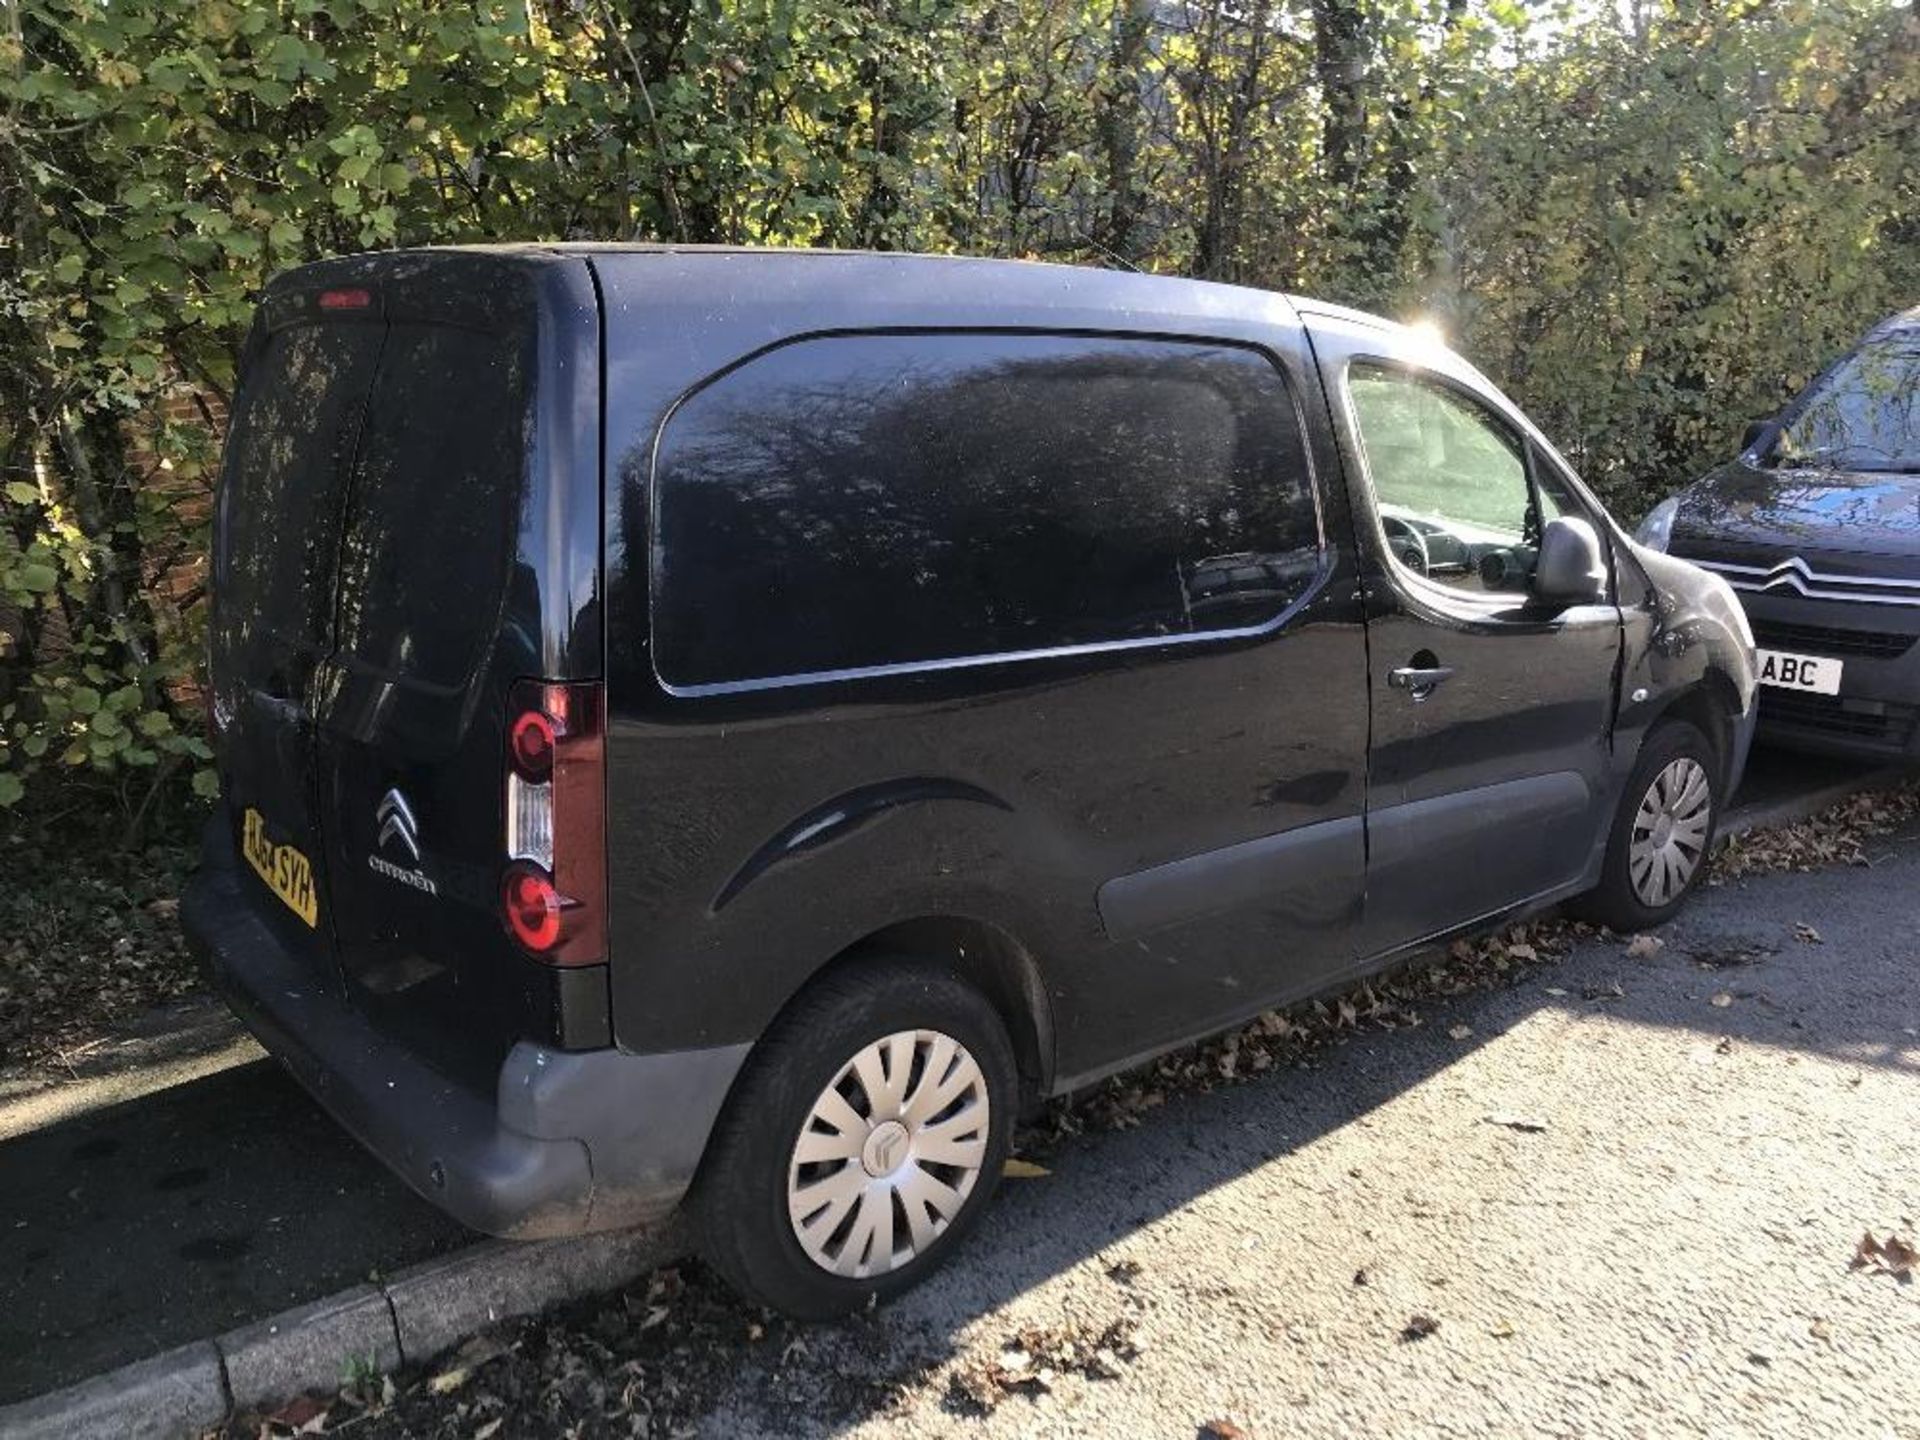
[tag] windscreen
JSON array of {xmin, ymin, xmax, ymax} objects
[{"xmin": 1774, "ymin": 342, "xmax": 1920, "ymax": 473}]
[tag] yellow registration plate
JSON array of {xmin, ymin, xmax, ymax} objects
[{"xmin": 242, "ymin": 807, "xmax": 319, "ymax": 928}]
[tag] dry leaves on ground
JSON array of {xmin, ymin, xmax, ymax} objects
[
  {"xmin": 1484, "ymin": 1112, "xmax": 1548, "ymax": 1133},
  {"xmin": 947, "ymin": 1316, "xmax": 1140, "ymax": 1414},
  {"xmin": 1851, "ymin": 1231, "xmax": 1918, "ymax": 1281},
  {"xmin": 1713, "ymin": 783, "xmax": 1920, "ymax": 880},
  {"xmin": 257, "ymin": 1393, "xmax": 329, "ymax": 1437},
  {"xmin": 1400, "ymin": 1314, "xmax": 1441, "ymax": 1342},
  {"xmin": 1689, "ymin": 940, "xmax": 1774, "ymax": 969},
  {"xmin": 0, "ymin": 830, "xmax": 201, "ymax": 1066},
  {"xmin": 1045, "ymin": 919, "xmax": 1579, "ymax": 1137}
]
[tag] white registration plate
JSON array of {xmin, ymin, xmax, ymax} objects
[{"xmin": 1756, "ymin": 648, "xmax": 1842, "ymax": 696}]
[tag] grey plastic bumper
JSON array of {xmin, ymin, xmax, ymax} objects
[
  {"xmin": 1730, "ymin": 697, "xmax": 1758, "ymax": 796},
  {"xmin": 182, "ymin": 822, "xmax": 748, "ymax": 1239}
]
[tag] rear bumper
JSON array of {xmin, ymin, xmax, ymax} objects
[{"xmin": 183, "ymin": 819, "xmax": 749, "ymax": 1239}]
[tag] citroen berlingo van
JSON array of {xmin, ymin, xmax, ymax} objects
[{"xmin": 185, "ymin": 245, "xmax": 1757, "ymax": 1317}]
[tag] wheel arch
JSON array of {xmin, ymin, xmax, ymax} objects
[
  {"xmin": 1644, "ymin": 672, "xmax": 1744, "ymax": 794},
  {"xmin": 725, "ymin": 913, "xmax": 1057, "ymax": 1114},
  {"xmin": 831, "ymin": 916, "xmax": 1055, "ymax": 1105}
]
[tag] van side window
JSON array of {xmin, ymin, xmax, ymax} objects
[
  {"xmin": 1348, "ymin": 364, "xmax": 1554, "ymax": 597},
  {"xmin": 653, "ymin": 332, "xmax": 1321, "ymax": 688}
]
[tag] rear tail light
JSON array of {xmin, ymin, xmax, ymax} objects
[{"xmin": 501, "ymin": 680, "xmax": 605, "ymax": 965}]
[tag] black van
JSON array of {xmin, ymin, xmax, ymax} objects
[{"xmin": 185, "ymin": 246, "xmax": 1756, "ymax": 1317}]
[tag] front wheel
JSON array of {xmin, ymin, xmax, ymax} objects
[
  {"xmin": 1575, "ymin": 719, "xmax": 1722, "ymax": 931},
  {"xmin": 693, "ymin": 961, "xmax": 1017, "ymax": 1318}
]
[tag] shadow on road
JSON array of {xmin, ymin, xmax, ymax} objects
[{"xmin": 0, "ymin": 1058, "xmax": 468, "ymax": 1403}]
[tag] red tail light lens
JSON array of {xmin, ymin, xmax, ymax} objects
[
  {"xmin": 502, "ymin": 864, "xmax": 566, "ymax": 951},
  {"xmin": 500, "ymin": 680, "xmax": 606, "ymax": 966},
  {"xmin": 318, "ymin": 287, "xmax": 372, "ymax": 311},
  {"xmin": 509, "ymin": 709, "xmax": 556, "ymax": 780}
]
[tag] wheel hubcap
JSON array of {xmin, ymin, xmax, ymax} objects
[
  {"xmin": 787, "ymin": 1029, "xmax": 989, "ymax": 1279},
  {"xmin": 861, "ymin": 1120, "xmax": 910, "ymax": 1177},
  {"xmin": 1629, "ymin": 756, "xmax": 1712, "ymax": 907}
]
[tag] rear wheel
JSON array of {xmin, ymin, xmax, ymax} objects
[
  {"xmin": 1575, "ymin": 719, "xmax": 1722, "ymax": 930},
  {"xmin": 694, "ymin": 961, "xmax": 1016, "ymax": 1318}
]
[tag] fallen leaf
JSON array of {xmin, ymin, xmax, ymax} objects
[
  {"xmin": 1484, "ymin": 1112, "xmax": 1548, "ymax": 1133},
  {"xmin": 1448, "ymin": 1024, "xmax": 1473, "ymax": 1040},
  {"xmin": 263, "ymin": 1394, "xmax": 329, "ymax": 1434},
  {"xmin": 1710, "ymin": 991, "xmax": 1734, "ymax": 1008},
  {"xmin": 950, "ymin": 1316, "xmax": 1140, "ymax": 1412},
  {"xmin": 1626, "ymin": 934, "xmax": 1665, "ymax": 960},
  {"xmin": 1852, "ymin": 1230, "xmax": 1917, "ymax": 1280},
  {"xmin": 1199, "ymin": 1420, "xmax": 1252, "ymax": 1440},
  {"xmin": 1003, "ymin": 1157, "xmax": 1051, "ymax": 1179},
  {"xmin": 1488, "ymin": 1319, "xmax": 1516, "ymax": 1339},
  {"xmin": 1543, "ymin": 987, "xmax": 1569, "ymax": 997},
  {"xmin": 1690, "ymin": 941, "xmax": 1774, "ymax": 970},
  {"xmin": 474, "ymin": 1420, "xmax": 504, "ymax": 1440},
  {"xmin": 1793, "ymin": 922, "xmax": 1823, "ymax": 945},
  {"xmin": 1352, "ymin": 1266, "xmax": 1370, "ymax": 1287},
  {"xmin": 1400, "ymin": 1313, "xmax": 1440, "ymax": 1342},
  {"xmin": 427, "ymin": 1333, "xmax": 507, "ymax": 1395}
]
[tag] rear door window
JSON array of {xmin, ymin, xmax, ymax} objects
[
  {"xmin": 331, "ymin": 322, "xmax": 529, "ymax": 691},
  {"xmin": 218, "ymin": 320, "xmax": 383, "ymax": 649},
  {"xmin": 653, "ymin": 332, "xmax": 1321, "ymax": 689}
]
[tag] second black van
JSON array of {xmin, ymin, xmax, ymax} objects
[{"xmin": 186, "ymin": 245, "xmax": 1756, "ymax": 1316}]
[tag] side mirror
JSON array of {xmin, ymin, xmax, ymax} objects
[
  {"xmin": 1741, "ymin": 417, "xmax": 1773, "ymax": 453},
  {"xmin": 1531, "ymin": 516, "xmax": 1607, "ymax": 608}
]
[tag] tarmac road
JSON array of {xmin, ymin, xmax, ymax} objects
[
  {"xmin": 692, "ymin": 822, "xmax": 1920, "ymax": 1438},
  {"xmin": 0, "ymin": 748, "xmax": 1908, "ymax": 1417}
]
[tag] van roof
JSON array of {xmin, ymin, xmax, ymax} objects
[{"xmin": 371, "ymin": 242, "xmax": 1423, "ymax": 337}]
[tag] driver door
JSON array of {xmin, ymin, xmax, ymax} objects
[{"xmin": 1304, "ymin": 312, "xmax": 1623, "ymax": 955}]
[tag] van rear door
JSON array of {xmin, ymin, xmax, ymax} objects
[
  {"xmin": 212, "ymin": 252, "xmax": 605, "ymax": 1080},
  {"xmin": 211, "ymin": 301, "xmax": 383, "ymax": 989},
  {"xmin": 315, "ymin": 294, "xmax": 538, "ymax": 1075}
]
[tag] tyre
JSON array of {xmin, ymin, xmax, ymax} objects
[
  {"xmin": 1574, "ymin": 719, "xmax": 1722, "ymax": 931},
  {"xmin": 693, "ymin": 960, "xmax": 1017, "ymax": 1318}
]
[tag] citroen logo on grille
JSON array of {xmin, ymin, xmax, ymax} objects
[
  {"xmin": 1759, "ymin": 557, "xmax": 1816, "ymax": 597},
  {"xmin": 376, "ymin": 788, "xmax": 421, "ymax": 863}
]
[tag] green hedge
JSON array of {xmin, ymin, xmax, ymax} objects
[{"xmin": 2, "ymin": 0, "xmax": 1913, "ymax": 824}]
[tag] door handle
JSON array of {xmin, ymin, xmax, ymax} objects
[{"xmin": 1388, "ymin": 664, "xmax": 1455, "ymax": 700}]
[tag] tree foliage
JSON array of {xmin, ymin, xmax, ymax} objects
[{"xmin": 0, "ymin": 0, "xmax": 1914, "ymax": 818}]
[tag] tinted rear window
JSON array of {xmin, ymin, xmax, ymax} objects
[
  {"xmin": 331, "ymin": 322, "xmax": 528, "ymax": 690},
  {"xmin": 219, "ymin": 320, "xmax": 382, "ymax": 647},
  {"xmin": 653, "ymin": 332, "xmax": 1320, "ymax": 688}
]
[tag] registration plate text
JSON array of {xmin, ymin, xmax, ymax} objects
[
  {"xmin": 1756, "ymin": 648, "xmax": 1842, "ymax": 696},
  {"xmin": 242, "ymin": 807, "xmax": 319, "ymax": 928}
]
